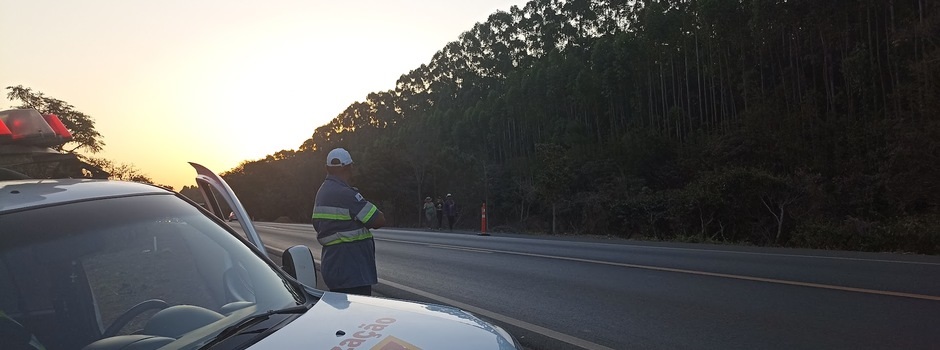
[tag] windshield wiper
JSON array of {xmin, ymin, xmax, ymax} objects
[{"xmin": 199, "ymin": 304, "xmax": 309, "ymax": 349}]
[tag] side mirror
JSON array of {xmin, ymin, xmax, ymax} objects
[{"xmin": 282, "ymin": 245, "xmax": 317, "ymax": 288}]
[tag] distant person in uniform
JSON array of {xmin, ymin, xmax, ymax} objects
[
  {"xmin": 444, "ymin": 194, "xmax": 457, "ymax": 231},
  {"xmin": 435, "ymin": 197, "xmax": 444, "ymax": 230},
  {"xmin": 423, "ymin": 197, "xmax": 435, "ymax": 229},
  {"xmin": 311, "ymin": 148, "xmax": 386, "ymax": 296}
]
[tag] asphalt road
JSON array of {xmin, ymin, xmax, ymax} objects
[{"xmin": 232, "ymin": 222, "xmax": 940, "ymax": 350}]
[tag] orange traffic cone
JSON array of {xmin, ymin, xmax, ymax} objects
[{"xmin": 479, "ymin": 202, "xmax": 490, "ymax": 236}]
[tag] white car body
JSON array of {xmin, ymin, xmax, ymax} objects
[
  {"xmin": 251, "ymin": 292, "xmax": 517, "ymax": 349},
  {"xmin": 0, "ymin": 164, "xmax": 519, "ymax": 350}
]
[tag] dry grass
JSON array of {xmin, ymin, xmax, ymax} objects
[{"xmin": 83, "ymin": 228, "xmax": 216, "ymax": 334}]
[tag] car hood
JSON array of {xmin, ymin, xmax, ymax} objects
[{"xmin": 248, "ymin": 292, "xmax": 517, "ymax": 349}]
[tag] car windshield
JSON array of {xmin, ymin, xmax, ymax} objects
[{"xmin": 0, "ymin": 194, "xmax": 304, "ymax": 350}]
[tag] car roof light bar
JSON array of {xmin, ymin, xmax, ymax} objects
[
  {"xmin": 0, "ymin": 119, "xmax": 12, "ymax": 140},
  {"xmin": 42, "ymin": 114, "xmax": 73, "ymax": 140},
  {"xmin": 0, "ymin": 109, "xmax": 70, "ymax": 146}
]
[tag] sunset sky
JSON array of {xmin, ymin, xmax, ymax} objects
[{"xmin": 1, "ymin": 0, "xmax": 527, "ymax": 190}]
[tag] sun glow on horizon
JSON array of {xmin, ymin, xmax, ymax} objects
[{"xmin": 1, "ymin": 0, "xmax": 529, "ymax": 190}]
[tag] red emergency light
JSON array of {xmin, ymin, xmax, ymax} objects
[
  {"xmin": 0, "ymin": 109, "xmax": 72, "ymax": 146},
  {"xmin": 0, "ymin": 118, "xmax": 12, "ymax": 140},
  {"xmin": 42, "ymin": 113, "xmax": 73, "ymax": 140}
]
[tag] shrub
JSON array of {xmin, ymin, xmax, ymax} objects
[{"xmin": 790, "ymin": 214, "xmax": 940, "ymax": 254}]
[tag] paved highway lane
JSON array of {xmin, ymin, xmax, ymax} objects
[{"xmin": 232, "ymin": 222, "xmax": 940, "ymax": 350}]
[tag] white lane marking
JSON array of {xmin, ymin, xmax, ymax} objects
[
  {"xmin": 377, "ymin": 239, "xmax": 940, "ymax": 302},
  {"xmin": 378, "ymin": 278, "xmax": 615, "ymax": 350},
  {"xmin": 372, "ymin": 232, "xmax": 940, "ymax": 266},
  {"xmin": 424, "ymin": 244, "xmax": 493, "ymax": 254}
]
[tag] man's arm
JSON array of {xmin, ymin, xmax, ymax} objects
[
  {"xmin": 367, "ymin": 211, "xmax": 386, "ymax": 229},
  {"xmin": 353, "ymin": 198, "xmax": 386, "ymax": 229}
]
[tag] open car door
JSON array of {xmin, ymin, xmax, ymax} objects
[{"xmin": 189, "ymin": 162, "xmax": 268, "ymax": 257}]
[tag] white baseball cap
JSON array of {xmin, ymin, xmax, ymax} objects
[{"xmin": 326, "ymin": 148, "xmax": 353, "ymax": 167}]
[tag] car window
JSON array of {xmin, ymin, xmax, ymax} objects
[
  {"xmin": 0, "ymin": 194, "xmax": 303, "ymax": 350},
  {"xmin": 82, "ymin": 220, "xmax": 217, "ymax": 334}
]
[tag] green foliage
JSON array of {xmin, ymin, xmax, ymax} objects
[
  {"xmin": 681, "ymin": 167, "xmax": 800, "ymax": 245},
  {"xmin": 178, "ymin": 185, "xmax": 203, "ymax": 204},
  {"xmin": 791, "ymin": 215, "xmax": 940, "ymax": 254},
  {"xmin": 221, "ymin": 150, "xmax": 320, "ymax": 223},
  {"xmin": 534, "ymin": 143, "xmax": 571, "ymax": 203},
  {"xmin": 3, "ymin": 86, "xmax": 161, "ymax": 183},
  {"xmin": 613, "ymin": 188, "xmax": 682, "ymax": 239},
  {"xmin": 223, "ymin": 0, "xmax": 940, "ymax": 253}
]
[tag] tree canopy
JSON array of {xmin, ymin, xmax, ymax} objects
[
  {"xmin": 225, "ymin": 0, "xmax": 940, "ymax": 253},
  {"xmin": 4, "ymin": 85, "xmax": 163, "ymax": 185}
]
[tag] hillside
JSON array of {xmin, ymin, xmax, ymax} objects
[{"xmin": 222, "ymin": 0, "xmax": 940, "ymax": 253}]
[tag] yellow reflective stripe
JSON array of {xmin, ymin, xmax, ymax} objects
[
  {"xmin": 318, "ymin": 228, "xmax": 373, "ymax": 246},
  {"xmin": 357, "ymin": 202, "xmax": 378, "ymax": 223},
  {"xmin": 322, "ymin": 232, "xmax": 373, "ymax": 246},
  {"xmin": 313, "ymin": 213, "xmax": 351, "ymax": 220},
  {"xmin": 312, "ymin": 206, "xmax": 351, "ymax": 220}
]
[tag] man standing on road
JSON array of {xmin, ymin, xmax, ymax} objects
[
  {"xmin": 311, "ymin": 148, "xmax": 386, "ymax": 296},
  {"xmin": 444, "ymin": 194, "xmax": 457, "ymax": 231}
]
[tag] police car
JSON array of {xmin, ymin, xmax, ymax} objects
[{"xmin": 0, "ymin": 109, "xmax": 521, "ymax": 350}]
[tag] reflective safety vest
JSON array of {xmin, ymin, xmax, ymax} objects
[
  {"xmin": 311, "ymin": 175, "xmax": 380, "ymax": 246},
  {"xmin": 311, "ymin": 175, "xmax": 382, "ymax": 289}
]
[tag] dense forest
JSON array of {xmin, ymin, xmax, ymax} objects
[{"xmin": 221, "ymin": 0, "xmax": 940, "ymax": 254}]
